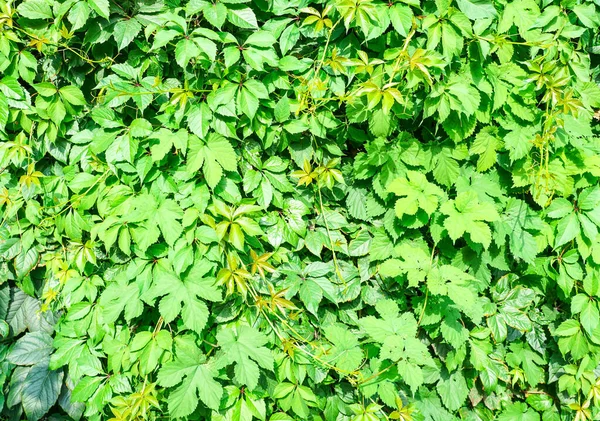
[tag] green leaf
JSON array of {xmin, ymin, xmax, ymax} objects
[
  {"xmin": 455, "ymin": 0, "xmax": 497, "ymax": 20},
  {"xmin": 470, "ymin": 127, "xmax": 500, "ymax": 172},
  {"xmin": 359, "ymin": 299, "xmax": 418, "ymax": 343},
  {"xmin": 113, "ymin": 18, "xmax": 142, "ymax": 50},
  {"xmin": 497, "ymin": 403, "xmax": 539, "ymax": 421},
  {"xmin": 22, "ymin": 362, "xmax": 64, "ymax": 421},
  {"xmin": 68, "ymin": 2, "xmax": 90, "ymax": 31},
  {"xmin": 440, "ymin": 191, "xmax": 499, "ymax": 248},
  {"xmin": 387, "ymin": 171, "xmax": 444, "ymax": 218},
  {"xmin": 216, "ymin": 325, "xmax": 274, "ymax": 390},
  {"xmin": 503, "ymin": 125, "xmax": 537, "ymax": 162},
  {"xmin": 187, "ymin": 133, "xmax": 237, "ymax": 188},
  {"xmin": 379, "ymin": 243, "xmax": 431, "ymax": 286},
  {"xmin": 8, "ymin": 332, "xmax": 53, "ymax": 365},
  {"xmin": 346, "ymin": 187, "xmax": 369, "ymax": 221},
  {"xmin": 203, "ymin": 2, "xmax": 227, "ymax": 28},
  {"xmin": 397, "ymin": 360, "xmax": 423, "ymax": 393},
  {"xmin": 436, "ymin": 371, "xmax": 469, "ymax": 411},
  {"xmin": 155, "ymin": 199, "xmax": 183, "ymax": 246},
  {"xmin": 17, "ymin": 0, "xmax": 53, "ymax": 19},
  {"xmin": 175, "ymin": 39, "xmax": 201, "ymax": 68},
  {"xmin": 323, "ymin": 325, "xmax": 363, "ymax": 372},
  {"xmin": 187, "ymin": 103, "xmax": 212, "ymax": 139},
  {"xmin": 59, "ymin": 86, "xmax": 86, "ymax": 106},
  {"xmin": 389, "ymin": 4, "xmax": 413, "ymax": 37},
  {"xmin": 144, "ymin": 264, "xmax": 220, "ymax": 334},
  {"xmin": 573, "ymin": 4, "xmax": 600, "ymax": 29},
  {"xmin": 88, "ymin": 0, "xmax": 110, "ymax": 19},
  {"xmin": 554, "ymin": 212, "xmax": 579, "ymax": 248},
  {"xmin": 579, "ymin": 300, "xmax": 599, "ymax": 335},
  {"xmin": 554, "ymin": 319, "xmax": 580, "ymax": 337},
  {"xmin": 158, "ymin": 335, "xmax": 223, "ymax": 416},
  {"xmin": 227, "ymin": 7, "xmax": 258, "ymax": 28},
  {"xmin": 245, "ymin": 31, "xmax": 277, "ymax": 47}
]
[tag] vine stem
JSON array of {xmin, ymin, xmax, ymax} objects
[
  {"xmin": 313, "ymin": 17, "xmax": 343, "ymax": 77},
  {"xmin": 386, "ymin": 24, "xmax": 417, "ymax": 84},
  {"xmin": 316, "ymin": 179, "xmax": 346, "ymax": 288}
]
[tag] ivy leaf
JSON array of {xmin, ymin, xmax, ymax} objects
[
  {"xmin": 113, "ymin": 18, "xmax": 142, "ymax": 50},
  {"xmin": 227, "ymin": 7, "xmax": 258, "ymax": 28},
  {"xmin": 440, "ymin": 191, "xmax": 499, "ymax": 248},
  {"xmin": 436, "ymin": 370, "xmax": 469, "ymax": 411},
  {"xmin": 143, "ymin": 263, "xmax": 220, "ymax": 334},
  {"xmin": 158, "ymin": 335, "xmax": 223, "ymax": 416},
  {"xmin": 470, "ymin": 127, "xmax": 501, "ymax": 172},
  {"xmin": 17, "ymin": 0, "xmax": 53, "ymax": 19},
  {"xmin": 216, "ymin": 325, "xmax": 274, "ymax": 390},
  {"xmin": 155, "ymin": 199, "xmax": 183, "ymax": 246},
  {"xmin": 456, "ymin": 0, "xmax": 497, "ymax": 20},
  {"xmin": 323, "ymin": 325, "xmax": 363, "ymax": 372},
  {"xmin": 187, "ymin": 133, "xmax": 237, "ymax": 188},
  {"xmin": 387, "ymin": 171, "xmax": 445, "ymax": 218}
]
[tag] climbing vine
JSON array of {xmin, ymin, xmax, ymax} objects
[{"xmin": 1, "ymin": 0, "xmax": 600, "ymax": 420}]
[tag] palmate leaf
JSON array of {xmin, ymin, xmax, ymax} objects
[
  {"xmin": 216, "ymin": 325, "xmax": 274, "ymax": 390},
  {"xmin": 323, "ymin": 325, "xmax": 363, "ymax": 372},
  {"xmin": 359, "ymin": 299, "xmax": 418, "ymax": 344},
  {"xmin": 187, "ymin": 133, "xmax": 238, "ymax": 188},
  {"xmin": 379, "ymin": 242, "xmax": 431, "ymax": 286},
  {"xmin": 440, "ymin": 190, "xmax": 499, "ymax": 248},
  {"xmin": 387, "ymin": 171, "xmax": 445, "ymax": 218},
  {"xmin": 498, "ymin": 198, "xmax": 541, "ymax": 263},
  {"xmin": 143, "ymin": 262, "xmax": 221, "ymax": 334},
  {"xmin": 427, "ymin": 265, "xmax": 483, "ymax": 322},
  {"xmin": 99, "ymin": 279, "xmax": 144, "ymax": 324},
  {"xmin": 157, "ymin": 335, "xmax": 223, "ymax": 417}
]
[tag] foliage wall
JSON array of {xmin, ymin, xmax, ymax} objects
[{"xmin": 1, "ymin": 0, "xmax": 600, "ymax": 419}]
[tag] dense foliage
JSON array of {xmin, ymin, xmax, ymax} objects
[{"xmin": 1, "ymin": 0, "xmax": 600, "ymax": 419}]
